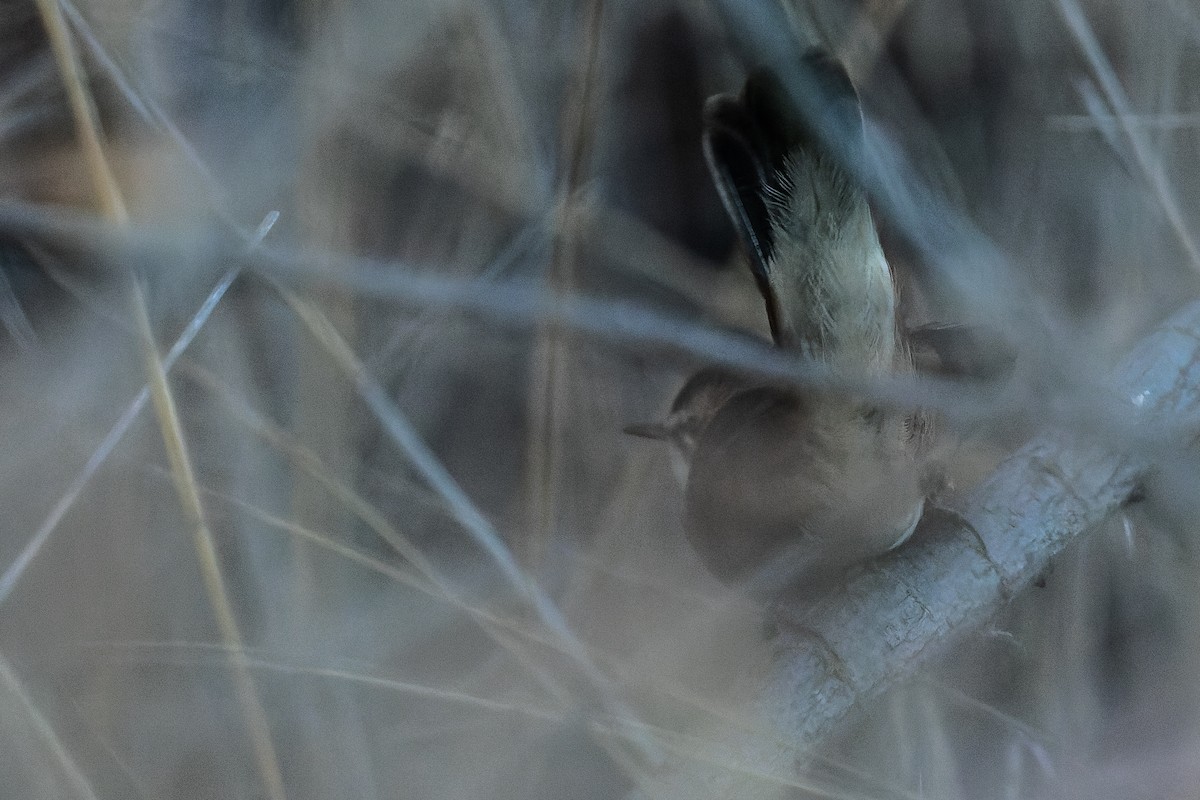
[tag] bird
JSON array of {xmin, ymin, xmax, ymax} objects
[{"xmin": 627, "ymin": 48, "xmax": 933, "ymax": 597}]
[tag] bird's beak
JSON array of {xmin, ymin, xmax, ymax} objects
[{"xmin": 623, "ymin": 421, "xmax": 672, "ymax": 440}]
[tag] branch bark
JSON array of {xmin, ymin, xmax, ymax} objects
[{"xmin": 645, "ymin": 300, "xmax": 1200, "ymax": 798}]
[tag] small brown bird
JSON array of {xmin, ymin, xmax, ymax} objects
[{"xmin": 629, "ymin": 49, "xmax": 932, "ymax": 596}]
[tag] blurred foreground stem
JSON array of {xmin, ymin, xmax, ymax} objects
[{"xmin": 34, "ymin": 2, "xmax": 286, "ymax": 798}]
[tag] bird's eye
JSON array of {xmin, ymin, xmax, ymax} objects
[{"xmin": 674, "ymin": 428, "xmax": 698, "ymax": 455}]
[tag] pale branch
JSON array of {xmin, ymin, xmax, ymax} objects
[{"xmin": 644, "ymin": 300, "xmax": 1200, "ymax": 798}]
